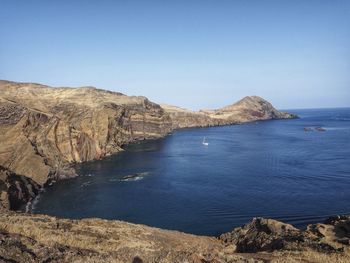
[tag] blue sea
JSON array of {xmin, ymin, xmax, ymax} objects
[{"xmin": 33, "ymin": 108, "xmax": 350, "ymax": 236}]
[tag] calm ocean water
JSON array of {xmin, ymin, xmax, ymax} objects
[{"xmin": 33, "ymin": 108, "xmax": 350, "ymax": 236}]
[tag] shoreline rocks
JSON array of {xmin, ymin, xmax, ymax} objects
[{"xmin": 0, "ymin": 165, "xmax": 41, "ymax": 211}]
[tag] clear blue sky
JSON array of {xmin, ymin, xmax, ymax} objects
[{"xmin": 1, "ymin": 1, "xmax": 349, "ymax": 110}]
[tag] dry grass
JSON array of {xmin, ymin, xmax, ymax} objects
[
  {"xmin": 270, "ymin": 249, "xmax": 350, "ymax": 263},
  {"xmin": 1, "ymin": 212, "xmax": 350, "ymax": 263},
  {"xmin": 0, "ymin": 212, "xmax": 222, "ymax": 262}
]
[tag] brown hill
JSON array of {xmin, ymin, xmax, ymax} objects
[{"xmin": 163, "ymin": 96, "xmax": 296, "ymax": 129}]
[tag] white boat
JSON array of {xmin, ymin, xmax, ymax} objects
[{"xmin": 202, "ymin": 137, "xmax": 209, "ymax": 146}]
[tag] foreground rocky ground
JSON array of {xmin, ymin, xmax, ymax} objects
[{"xmin": 0, "ymin": 211, "xmax": 349, "ymax": 263}]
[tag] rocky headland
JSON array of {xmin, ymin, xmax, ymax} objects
[
  {"xmin": 0, "ymin": 80, "xmax": 296, "ymax": 210},
  {"xmin": 161, "ymin": 96, "xmax": 296, "ymax": 129},
  {"xmin": 2, "ymin": 80, "xmax": 348, "ymax": 262}
]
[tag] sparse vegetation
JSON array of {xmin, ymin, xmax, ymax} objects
[{"xmin": 0, "ymin": 211, "xmax": 349, "ymax": 262}]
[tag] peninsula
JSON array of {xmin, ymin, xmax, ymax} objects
[{"xmin": 0, "ymin": 80, "xmax": 296, "ymax": 210}]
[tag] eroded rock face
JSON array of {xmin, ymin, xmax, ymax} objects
[
  {"xmin": 306, "ymin": 215, "xmax": 350, "ymax": 247},
  {"xmin": 0, "ymin": 81, "xmax": 172, "ymax": 192},
  {"xmin": 0, "ymin": 166, "xmax": 41, "ymax": 210},
  {"xmin": 220, "ymin": 216, "xmax": 350, "ymax": 254},
  {"xmin": 219, "ymin": 218, "xmax": 303, "ymax": 252}
]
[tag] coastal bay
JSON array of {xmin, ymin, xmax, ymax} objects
[{"xmin": 34, "ymin": 108, "xmax": 350, "ymax": 236}]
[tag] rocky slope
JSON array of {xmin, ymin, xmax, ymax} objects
[
  {"xmin": 0, "ymin": 211, "xmax": 349, "ymax": 262},
  {"xmin": 160, "ymin": 104, "xmax": 219, "ymax": 129},
  {"xmin": 202, "ymin": 96, "xmax": 296, "ymax": 123},
  {"xmin": 0, "ymin": 80, "xmax": 296, "ymax": 210},
  {"xmin": 220, "ymin": 216, "xmax": 350, "ymax": 253},
  {"xmin": 162, "ymin": 96, "xmax": 297, "ymax": 129}
]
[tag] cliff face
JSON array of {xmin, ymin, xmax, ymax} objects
[
  {"xmin": 0, "ymin": 166, "xmax": 40, "ymax": 211},
  {"xmin": 0, "ymin": 80, "xmax": 296, "ymax": 210},
  {"xmin": 0, "ymin": 80, "xmax": 172, "ymax": 209}
]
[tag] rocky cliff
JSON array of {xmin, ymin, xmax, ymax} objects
[
  {"xmin": 0, "ymin": 80, "xmax": 173, "ymax": 209},
  {"xmin": 0, "ymin": 166, "xmax": 40, "ymax": 211},
  {"xmin": 0, "ymin": 211, "xmax": 349, "ymax": 262},
  {"xmin": 0, "ymin": 80, "xmax": 296, "ymax": 211}
]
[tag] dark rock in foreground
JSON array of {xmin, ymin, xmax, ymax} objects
[
  {"xmin": 0, "ymin": 165, "xmax": 41, "ymax": 211},
  {"xmin": 220, "ymin": 216, "xmax": 350, "ymax": 254}
]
